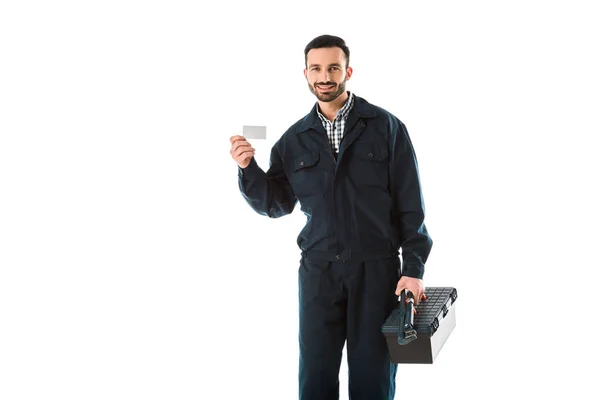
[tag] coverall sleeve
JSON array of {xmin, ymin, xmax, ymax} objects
[
  {"xmin": 237, "ymin": 143, "xmax": 297, "ymax": 218},
  {"xmin": 390, "ymin": 121, "xmax": 433, "ymax": 279}
]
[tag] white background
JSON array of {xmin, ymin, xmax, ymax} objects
[{"xmin": 1, "ymin": 1, "xmax": 599, "ymax": 399}]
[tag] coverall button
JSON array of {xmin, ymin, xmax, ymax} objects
[
  {"xmin": 300, "ymin": 161, "xmax": 304, "ymax": 166},
  {"xmin": 335, "ymin": 254, "xmax": 340, "ymax": 260},
  {"xmin": 368, "ymin": 152, "xmax": 374, "ymax": 158}
]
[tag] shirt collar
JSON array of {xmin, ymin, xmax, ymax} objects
[{"xmin": 316, "ymin": 91, "xmax": 355, "ymax": 122}]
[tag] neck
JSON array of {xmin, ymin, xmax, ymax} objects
[{"xmin": 318, "ymin": 91, "xmax": 349, "ymax": 121}]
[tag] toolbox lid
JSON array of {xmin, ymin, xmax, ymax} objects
[{"xmin": 381, "ymin": 287, "xmax": 458, "ymax": 335}]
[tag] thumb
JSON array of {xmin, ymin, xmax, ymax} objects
[
  {"xmin": 230, "ymin": 135, "xmax": 244, "ymax": 144},
  {"xmin": 394, "ymin": 283, "xmax": 404, "ymax": 296}
]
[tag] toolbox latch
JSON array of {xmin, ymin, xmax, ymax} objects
[
  {"xmin": 450, "ymin": 288, "xmax": 458, "ymax": 304},
  {"xmin": 431, "ymin": 317, "xmax": 439, "ymax": 334}
]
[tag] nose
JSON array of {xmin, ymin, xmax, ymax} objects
[{"xmin": 320, "ymin": 70, "xmax": 331, "ymax": 83}]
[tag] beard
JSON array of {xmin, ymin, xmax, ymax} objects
[{"xmin": 308, "ymin": 79, "xmax": 347, "ymax": 102}]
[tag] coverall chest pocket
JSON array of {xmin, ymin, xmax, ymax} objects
[
  {"xmin": 290, "ymin": 151, "xmax": 324, "ymax": 198},
  {"xmin": 349, "ymin": 142, "xmax": 389, "ymax": 188}
]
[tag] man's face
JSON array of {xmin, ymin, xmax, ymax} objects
[{"xmin": 304, "ymin": 47, "xmax": 352, "ymax": 102}]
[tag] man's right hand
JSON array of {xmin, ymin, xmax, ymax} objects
[{"xmin": 229, "ymin": 135, "xmax": 255, "ymax": 169}]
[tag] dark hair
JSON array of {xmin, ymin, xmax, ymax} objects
[{"xmin": 304, "ymin": 34, "xmax": 350, "ymax": 68}]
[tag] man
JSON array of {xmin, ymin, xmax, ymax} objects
[{"xmin": 229, "ymin": 34, "xmax": 433, "ymax": 400}]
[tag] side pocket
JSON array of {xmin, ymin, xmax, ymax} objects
[{"xmin": 298, "ymin": 257, "xmax": 323, "ymax": 298}]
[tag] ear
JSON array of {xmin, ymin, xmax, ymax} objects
[
  {"xmin": 345, "ymin": 66, "xmax": 353, "ymax": 80},
  {"xmin": 303, "ymin": 68, "xmax": 308, "ymax": 79}
]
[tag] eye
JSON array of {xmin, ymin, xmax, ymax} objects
[{"xmin": 330, "ymin": 66, "xmax": 340, "ymax": 71}]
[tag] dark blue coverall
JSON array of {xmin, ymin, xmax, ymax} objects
[{"xmin": 237, "ymin": 94, "xmax": 433, "ymax": 400}]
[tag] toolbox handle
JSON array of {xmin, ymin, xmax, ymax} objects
[{"xmin": 397, "ymin": 290, "xmax": 417, "ymax": 345}]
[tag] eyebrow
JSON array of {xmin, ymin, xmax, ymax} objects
[{"xmin": 308, "ymin": 63, "xmax": 343, "ymax": 68}]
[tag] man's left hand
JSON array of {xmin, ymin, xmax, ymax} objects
[{"xmin": 395, "ymin": 276, "xmax": 426, "ymax": 305}]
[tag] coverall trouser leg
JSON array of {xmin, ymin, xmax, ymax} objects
[{"xmin": 298, "ymin": 255, "xmax": 399, "ymax": 400}]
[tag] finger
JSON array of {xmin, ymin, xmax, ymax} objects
[
  {"xmin": 407, "ymin": 290, "xmax": 419, "ymax": 305},
  {"xmin": 234, "ymin": 144, "xmax": 254, "ymax": 156},
  {"xmin": 231, "ymin": 140, "xmax": 250, "ymax": 153},
  {"xmin": 235, "ymin": 151, "xmax": 255, "ymax": 164},
  {"xmin": 236, "ymin": 148, "xmax": 255, "ymax": 160},
  {"xmin": 230, "ymin": 135, "xmax": 245, "ymax": 144},
  {"xmin": 233, "ymin": 145, "xmax": 255, "ymax": 158},
  {"xmin": 410, "ymin": 296, "xmax": 420, "ymax": 306},
  {"xmin": 235, "ymin": 149, "xmax": 255, "ymax": 160},
  {"xmin": 232, "ymin": 140, "xmax": 250, "ymax": 152}
]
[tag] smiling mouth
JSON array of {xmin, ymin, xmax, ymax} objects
[{"xmin": 317, "ymin": 84, "xmax": 335, "ymax": 91}]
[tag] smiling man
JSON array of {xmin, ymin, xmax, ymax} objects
[
  {"xmin": 305, "ymin": 48, "xmax": 350, "ymax": 103},
  {"xmin": 229, "ymin": 34, "xmax": 433, "ymax": 400}
]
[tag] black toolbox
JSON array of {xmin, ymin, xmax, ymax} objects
[{"xmin": 381, "ymin": 287, "xmax": 458, "ymax": 364}]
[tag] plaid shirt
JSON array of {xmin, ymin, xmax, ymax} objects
[{"xmin": 316, "ymin": 92, "xmax": 355, "ymax": 153}]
